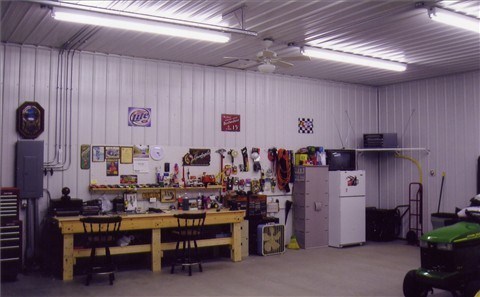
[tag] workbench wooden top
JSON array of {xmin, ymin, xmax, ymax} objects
[{"xmin": 53, "ymin": 209, "xmax": 245, "ymax": 234}]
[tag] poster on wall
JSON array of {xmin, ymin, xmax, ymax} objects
[
  {"xmin": 120, "ymin": 174, "xmax": 138, "ymax": 185},
  {"xmin": 298, "ymin": 118, "xmax": 314, "ymax": 134},
  {"xmin": 182, "ymin": 148, "xmax": 211, "ymax": 166},
  {"xmin": 133, "ymin": 145, "xmax": 149, "ymax": 158},
  {"xmin": 133, "ymin": 159, "xmax": 149, "ymax": 173},
  {"xmin": 92, "ymin": 146, "xmax": 105, "ymax": 162},
  {"xmin": 106, "ymin": 160, "xmax": 119, "ymax": 176},
  {"xmin": 221, "ymin": 114, "xmax": 240, "ymax": 132},
  {"xmin": 80, "ymin": 145, "xmax": 90, "ymax": 169},
  {"xmin": 128, "ymin": 107, "xmax": 151, "ymax": 127},
  {"xmin": 106, "ymin": 146, "xmax": 120, "ymax": 159},
  {"xmin": 120, "ymin": 146, "xmax": 133, "ymax": 164},
  {"xmin": 124, "ymin": 193, "xmax": 138, "ymax": 212}
]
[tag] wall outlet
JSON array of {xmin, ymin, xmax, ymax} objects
[{"xmin": 149, "ymin": 197, "xmax": 157, "ymax": 203}]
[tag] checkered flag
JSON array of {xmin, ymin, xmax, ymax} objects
[{"xmin": 298, "ymin": 118, "xmax": 314, "ymax": 134}]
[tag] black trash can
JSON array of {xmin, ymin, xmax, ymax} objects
[{"xmin": 431, "ymin": 212, "xmax": 458, "ymax": 229}]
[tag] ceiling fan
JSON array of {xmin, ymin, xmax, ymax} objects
[{"xmin": 225, "ymin": 38, "xmax": 310, "ymax": 73}]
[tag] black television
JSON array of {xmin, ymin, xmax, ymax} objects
[{"xmin": 325, "ymin": 149, "xmax": 356, "ymax": 171}]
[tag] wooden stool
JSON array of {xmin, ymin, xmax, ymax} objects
[
  {"xmin": 80, "ymin": 216, "xmax": 122, "ymax": 285},
  {"xmin": 170, "ymin": 212, "xmax": 206, "ymax": 276}
]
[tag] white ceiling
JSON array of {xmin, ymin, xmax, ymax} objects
[{"xmin": 1, "ymin": 0, "xmax": 479, "ymax": 86}]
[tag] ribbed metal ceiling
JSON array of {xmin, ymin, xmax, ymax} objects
[{"xmin": 1, "ymin": 0, "xmax": 479, "ymax": 86}]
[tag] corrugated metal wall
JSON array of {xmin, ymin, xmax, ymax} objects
[
  {"xmin": 378, "ymin": 70, "xmax": 480, "ymax": 231},
  {"xmin": 0, "ymin": 43, "xmax": 379, "ymax": 210},
  {"xmin": 2, "ymin": 43, "xmax": 478, "ymax": 234}
]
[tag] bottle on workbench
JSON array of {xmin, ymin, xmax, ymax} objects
[
  {"xmin": 177, "ymin": 196, "xmax": 183, "ymax": 210},
  {"xmin": 182, "ymin": 193, "xmax": 190, "ymax": 210},
  {"xmin": 197, "ymin": 193, "xmax": 202, "ymax": 209}
]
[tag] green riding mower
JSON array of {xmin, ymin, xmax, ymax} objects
[{"xmin": 403, "ymin": 210, "xmax": 480, "ymax": 297}]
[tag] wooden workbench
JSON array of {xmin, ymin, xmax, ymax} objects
[{"xmin": 54, "ymin": 209, "xmax": 245, "ymax": 281}]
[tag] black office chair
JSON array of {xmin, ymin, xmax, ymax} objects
[
  {"xmin": 170, "ymin": 212, "xmax": 206, "ymax": 276},
  {"xmin": 80, "ymin": 216, "xmax": 122, "ymax": 285}
]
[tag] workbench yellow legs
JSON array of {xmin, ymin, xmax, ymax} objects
[
  {"xmin": 62, "ymin": 234, "xmax": 74, "ymax": 281},
  {"xmin": 231, "ymin": 222, "xmax": 242, "ymax": 262},
  {"xmin": 151, "ymin": 229, "xmax": 161, "ymax": 272}
]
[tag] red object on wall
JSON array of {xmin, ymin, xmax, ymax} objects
[{"xmin": 221, "ymin": 114, "xmax": 240, "ymax": 132}]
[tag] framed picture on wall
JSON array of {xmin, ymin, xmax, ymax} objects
[
  {"xmin": 133, "ymin": 144, "xmax": 149, "ymax": 158},
  {"xmin": 106, "ymin": 160, "xmax": 119, "ymax": 176},
  {"xmin": 80, "ymin": 144, "xmax": 91, "ymax": 169},
  {"xmin": 92, "ymin": 146, "xmax": 105, "ymax": 162},
  {"xmin": 160, "ymin": 190, "xmax": 176, "ymax": 203},
  {"xmin": 120, "ymin": 146, "xmax": 133, "ymax": 164},
  {"xmin": 106, "ymin": 146, "xmax": 120, "ymax": 159}
]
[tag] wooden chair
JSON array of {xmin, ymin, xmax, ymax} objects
[
  {"xmin": 170, "ymin": 212, "xmax": 206, "ymax": 276},
  {"xmin": 80, "ymin": 216, "xmax": 122, "ymax": 285}
]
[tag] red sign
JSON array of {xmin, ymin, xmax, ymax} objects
[{"xmin": 221, "ymin": 114, "xmax": 240, "ymax": 132}]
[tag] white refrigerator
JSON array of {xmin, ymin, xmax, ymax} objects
[{"xmin": 328, "ymin": 170, "xmax": 366, "ymax": 248}]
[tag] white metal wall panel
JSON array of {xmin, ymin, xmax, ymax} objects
[
  {"xmin": 202, "ymin": 67, "xmax": 215, "ymax": 146},
  {"xmin": 213, "ymin": 68, "xmax": 226, "ymax": 147},
  {"xmin": 156, "ymin": 61, "xmax": 170, "ymax": 145},
  {"xmin": 191, "ymin": 66, "xmax": 203, "ymax": 145},
  {"xmin": 234, "ymin": 71, "xmax": 247, "ymax": 147},
  {"xmin": 130, "ymin": 59, "xmax": 146, "ymax": 145},
  {"xmin": 169, "ymin": 63, "xmax": 182, "ymax": 146},
  {"xmin": 105, "ymin": 55, "xmax": 121, "ymax": 144},
  {"xmin": 0, "ymin": 45, "xmax": 4, "ymax": 185},
  {"xmin": 118, "ymin": 57, "xmax": 134, "ymax": 145},
  {"xmin": 1, "ymin": 43, "xmax": 378, "ymax": 203},
  {"xmin": 378, "ymin": 71, "xmax": 480, "ymax": 231},
  {"xmin": 1, "ymin": 45, "xmax": 20, "ymax": 187}
]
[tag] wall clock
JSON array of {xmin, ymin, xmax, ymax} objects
[
  {"xmin": 150, "ymin": 146, "xmax": 165, "ymax": 161},
  {"xmin": 16, "ymin": 101, "xmax": 44, "ymax": 139}
]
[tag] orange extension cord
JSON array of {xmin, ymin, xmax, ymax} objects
[{"xmin": 276, "ymin": 149, "xmax": 291, "ymax": 192}]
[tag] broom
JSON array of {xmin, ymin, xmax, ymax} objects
[{"xmin": 284, "ymin": 201, "xmax": 300, "ymax": 249}]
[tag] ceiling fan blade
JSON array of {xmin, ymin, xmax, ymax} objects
[
  {"xmin": 271, "ymin": 60, "xmax": 294, "ymax": 68},
  {"xmin": 280, "ymin": 55, "xmax": 311, "ymax": 62},
  {"xmin": 223, "ymin": 56, "xmax": 256, "ymax": 62}
]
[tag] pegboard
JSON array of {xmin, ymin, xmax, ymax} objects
[{"xmin": 89, "ymin": 145, "xmax": 285, "ymax": 191}]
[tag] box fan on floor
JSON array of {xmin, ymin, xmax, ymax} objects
[{"xmin": 257, "ymin": 224, "xmax": 285, "ymax": 256}]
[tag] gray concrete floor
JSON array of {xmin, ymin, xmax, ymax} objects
[{"xmin": 2, "ymin": 241, "xmax": 452, "ymax": 297}]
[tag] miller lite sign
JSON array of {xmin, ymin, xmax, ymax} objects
[{"xmin": 128, "ymin": 107, "xmax": 151, "ymax": 127}]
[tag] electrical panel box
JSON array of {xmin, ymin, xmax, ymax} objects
[{"xmin": 15, "ymin": 140, "xmax": 44, "ymax": 198}]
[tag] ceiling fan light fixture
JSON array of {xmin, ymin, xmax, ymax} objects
[
  {"xmin": 51, "ymin": 7, "xmax": 231, "ymax": 43},
  {"xmin": 258, "ymin": 63, "xmax": 276, "ymax": 73},
  {"xmin": 428, "ymin": 7, "xmax": 480, "ymax": 34},
  {"xmin": 301, "ymin": 47, "xmax": 407, "ymax": 72}
]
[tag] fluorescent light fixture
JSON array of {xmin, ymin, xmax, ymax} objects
[
  {"xmin": 258, "ymin": 63, "xmax": 276, "ymax": 73},
  {"xmin": 301, "ymin": 47, "xmax": 407, "ymax": 72},
  {"xmin": 428, "ymin": 7, "xmax": 480, "ymax": 34},
  {"xmin": 51, "ymin": 7, "xmax": 231, "ymax": 43}
]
